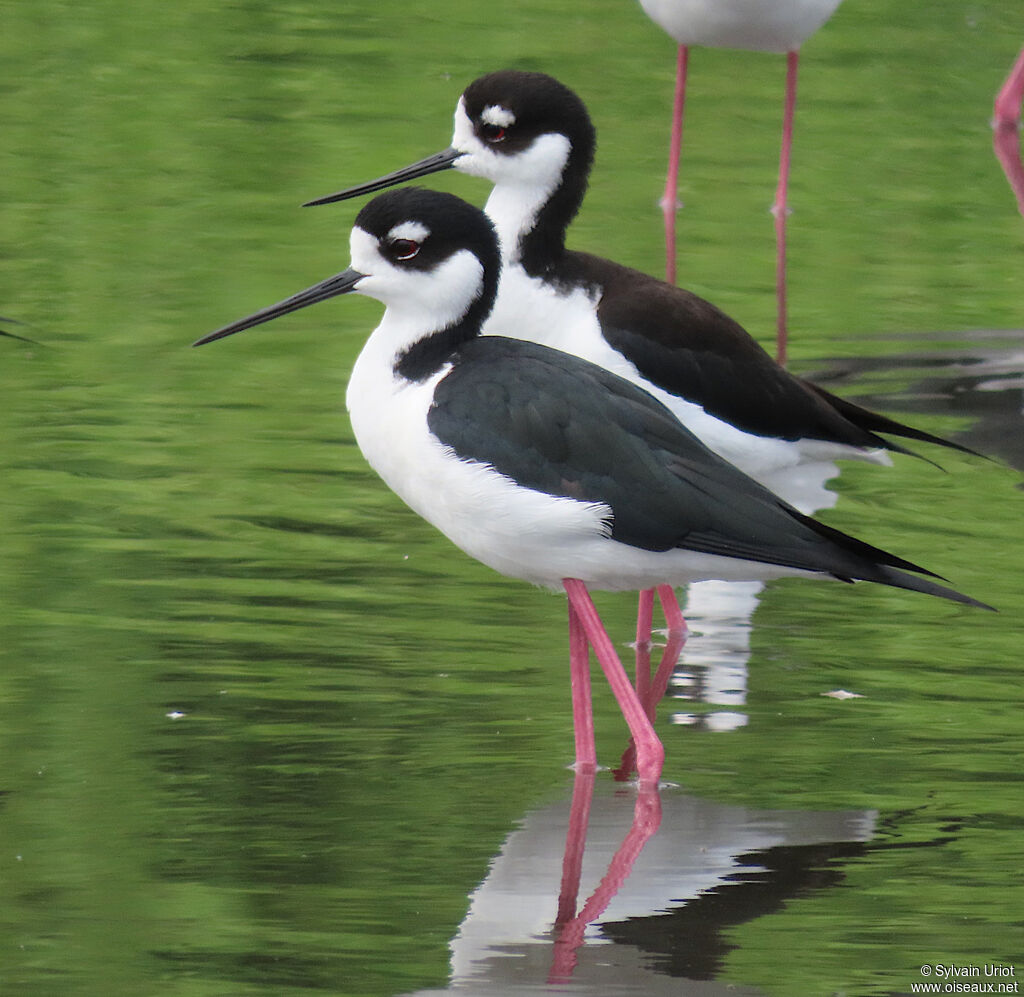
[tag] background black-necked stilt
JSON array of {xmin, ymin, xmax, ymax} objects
[
  {"xmin": 634, "ymin": 0, "xmax": 845, "ymax": 362},
  {"xmin": 303, "ymin": 70, "xmax": 983, "ymax": 642},
  {"xmin": 195, "ymin": 187, "xmax": 991, "ymax": 786}
]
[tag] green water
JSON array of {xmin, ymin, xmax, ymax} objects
[{"xmin": 1, "ymin": 1, "xmax": 1022, "ymax": 995}]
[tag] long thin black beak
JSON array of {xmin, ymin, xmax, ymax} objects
[
  {"xmin": 302, "ymin": 147, "xmax": 463, "ymax": 207},
  {"xmin": 193, "ymin": 268, "xmax": 366, "ymax": 347}
]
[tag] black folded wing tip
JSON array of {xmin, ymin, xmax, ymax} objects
[{"xmin": 805, "ymin": 382, "xmax": 989, "ymax": 462}]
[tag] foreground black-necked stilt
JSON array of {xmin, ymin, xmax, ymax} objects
[
  {"xmin": 303, "ymin": 70, "xmax": 982, "ymax": 640},
  {"xmin": 634, "ymin": 0, "xmax": 845, "ymax": 361},
  {"xmin": 196, "ymin": 188, "xmax": 991, "ymax": 785}
]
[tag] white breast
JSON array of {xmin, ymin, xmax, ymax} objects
[{"xmin": 346, "ymin": 315, "xmax": 609, "ymax": 588}]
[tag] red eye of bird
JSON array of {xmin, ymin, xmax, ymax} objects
[
  {"xmin": 390, "ymin": 239, "xmax": 420, "ymax": 261},
  {"xmin": 480, "ymin": 122, "xmax": 506, "ymax": 143}
]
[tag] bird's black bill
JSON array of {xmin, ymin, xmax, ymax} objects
[
  {"xmin": 302, "ymin": 147, "xmax": 463, "ymax": 206},
  {"xmin": 193, "ymin": 268, "xmax": 365, "ymax": 347}
]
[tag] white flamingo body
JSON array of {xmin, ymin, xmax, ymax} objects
[{"xmin": 638, "ymin": 0, "xmax": 842, "ymax": 53}]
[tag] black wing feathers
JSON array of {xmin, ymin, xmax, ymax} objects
[
  {"xmin": 565, "ymin": 251, "xmax": 975, "ymax": 458},
  {"xmin": 425, "ymin": 337, "xmax": 990, "ymax": 609},
  {"xmin": 804, "ymin": 381, "xmax": 986, "ymax": 459}
]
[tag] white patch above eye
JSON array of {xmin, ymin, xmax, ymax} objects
[
  {"xmin": 387, "ymin": 221, "xmax": 430, "ymax": 243},
  {"xmin": 482, "ymin": 104, "xmax": 516, "ymax": 128}
]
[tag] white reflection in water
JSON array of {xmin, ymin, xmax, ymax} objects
[{"xmin": 668, "ymin": 459, "xmax": 841, "ymax": 733}]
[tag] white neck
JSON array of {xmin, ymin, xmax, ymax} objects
[{"xmin": 483, "ymin": 183, "xmax": 550, "ymax": 265}]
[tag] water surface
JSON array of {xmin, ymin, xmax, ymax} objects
[{"xmin": 1, "ymin": 2, "xmax": 1022, "ymax": 995}]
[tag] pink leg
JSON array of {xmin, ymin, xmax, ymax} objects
[
  {"xmin": 619, "ymin": 591, "xmax": 655, "ymax": 782},
  {"xmin": 657, "ymin": 583, "xmax": 687, "ymax": 635},
  {"xmin": 553, "ymin": 768, "xmax": 596, "ymax": 929},
  {"xmin": 567, "ymin": 597, "xmax": 597, "ymax": 773},
  {"xmin": 772, "ymin": 50, "xmax": 799, "ymax": 367},
  {"xmin": 549, "ymin": 782, "xmax": 663, "ymax": 982},
  {"xmin": 647, "ymin": 623, "xmax": 689, "ymax": 712},
  {"xmin": 635, "ymin": 587, "xmax": 656, "ymax": 649},
  {"xmin": 563, "ymin": 579, "xmax": 665, "ymax": 785},
  {"xmin": 634, "ymin": 584, "xmax": 685, "ymax": 682},
  {"xmin": 634, "ymin": 587, "xmax": 655, "ymax": 703},
  {"xmin": 661, "ymin": 45, "xmax": 689, "ymax": 285},
  {"xmin": 615, "ymin": 612, "xmax": 688, "ymax": 780},
  {"xmin": 993, "ymin": 48, "xmax": 1024, "ymax": 217}
]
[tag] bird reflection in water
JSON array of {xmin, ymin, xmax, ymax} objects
[
  {"xmin": 549, "ymin": 771, "xmax": 663, "ymax": 983},
  {"xmin": 405, "ymin": 771, "xmax": 875, "ymax": 996}
]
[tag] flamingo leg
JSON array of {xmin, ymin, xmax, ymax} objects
[
  {"xmin": 661, "ymin": 44, "xmax": 690, "ymax": 285},
  {"xmin": 563, "ymin": 579, "xmax": 665, "ymax": 786},
  {"xmin": 993, "ymin": 48, "xmax": 1024, "ymax": 217},
  {"xmin": 772, "ymin": 50, "xmax": 799, "ymax": 367}
]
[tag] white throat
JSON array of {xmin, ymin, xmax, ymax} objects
[{"xmin": 347, "ymin": 227, "xmax": 485, "ymax": 365}]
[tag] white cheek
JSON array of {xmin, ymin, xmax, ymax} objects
[
  {"xmin": 347, "ymin": 228, "xmax": 484, "ymax": 331},
  {"xmin": 397, "ymin": 251, "xmax": 484, "ymax": 326},
  {"xmin": 451, "ymin": 106, "xmax": 570, "ymax": 193}
]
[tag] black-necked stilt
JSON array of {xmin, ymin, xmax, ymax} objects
[
  {"xmin": 303, "ymin": 71, "xmax": 979, "ymax": 488},
  {"xmin": 302, "ymin": 70, "xmax": 982, "ymax": 640},
  {"xmin": 634, "ymin": 0, "xmax": 845, "ymax": 360},
  {"xmin": 195, "ymin": 187, "xmax": 991, "ymax": 786},
  {"xmin": 994, "ymin": 47, "xmax": 1024, "ymax": 217}
]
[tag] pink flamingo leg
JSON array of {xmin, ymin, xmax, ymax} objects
[
  {"xmin": 567, "ymin": 596, "xmax": 597, "ymax": 773},
  {"xmin": 661, "ymin": 45, "xmax": 689, "ymax": 285},
  {"xmin": 563, "ymin": 579, "xmax": 665, "ymax": 785},
  {"xmin": 772, "ymin": 51, "xmax": 799, "ymax": 367},
  {"xmin": 993, "ymin": 48, "xmax": 1024, "ymax": 217}
]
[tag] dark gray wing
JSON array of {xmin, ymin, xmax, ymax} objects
[{"xmin": 426, "ymin": 336, "xmax": 989, "ymax": 609}]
